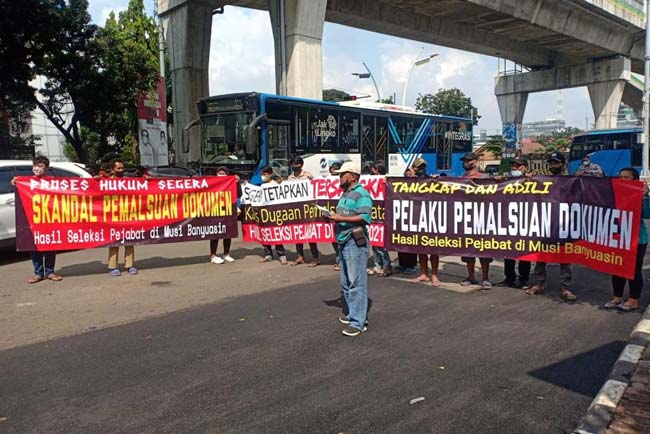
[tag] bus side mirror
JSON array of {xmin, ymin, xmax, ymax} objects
[{"xmin": 246, "ymin": 113, "xmax": 267, "ymax": 155}]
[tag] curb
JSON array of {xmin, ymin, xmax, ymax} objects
[{"xmin": 573, "ymin": 305, "xmax": 650, "ymax": 434}]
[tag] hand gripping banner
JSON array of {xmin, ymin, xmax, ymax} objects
[
  {"xmin": 385, "ymin": 176, "xmax": 644, "ymax": 279},
  {"xmin": 14, "ymin": 176, "xmax": 238, "ymax": 251}
]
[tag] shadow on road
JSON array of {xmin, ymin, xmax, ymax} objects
[{"xmin": 528, "ymin": 340, "xmax": 627, "ymax": 397}]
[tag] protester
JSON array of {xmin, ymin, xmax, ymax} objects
[
  {"xmin": 459, "ymin": 152, "xmax": 493, "ymax": 289},
  {"xmin": 329, "ymin": 162, "xmax": 373, "ymax": 337},
  {"xmin": 366, "ymin": 161, "xmax": 392, "ymax": 277},
  {"xmin": 526, "ymin": 151, "xmax": 577, "ymax": 300},
  {"xmin": 11, "ymin": 156, "xmax": 63, "ymax": 283},
  {"xmin": 107, "ymin": 159, "xmax": 138, "ymax": 277},
  {"xmin": 288, "ymin": 156, "xmax": 320, "ymax": 266},
  {"xmin": 408, "ymin": 158, "xmax": 442, "ymax": 286},
  {"xmin": 395, "ymin": 166, "xmax": 419, "ymax": 275},
  {"xmin": 328, "ymin": 162, "xmax": 342, "ymax": 271},
  {"xmin": 259, "ymin": 166, "xmax": 288, "ymax": 264},
  {"xmin": 604, "ymin": 168, "xmax": 650, "ymax": 311},
  {"xmin": 209, "ymin": 166, "xmax": 238, "ymax": 264},
  {"xmin": 575, "ymin": 154, "xmax": 604, "ymax": 177},
  {"xmin": 496, "ymin": 157, "xmax": 531, "ymax": 289}
]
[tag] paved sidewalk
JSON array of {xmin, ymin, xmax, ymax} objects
[{"xmin": 605, "ymin": 347, "xmax": 650, "ymax": 433}]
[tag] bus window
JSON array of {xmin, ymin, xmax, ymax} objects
[
  {"xmin": 292, "ymin": 106, "xmax": 310, "ymax": 154},
  {"xmin": 389, "ymin": 116, "xmax": 422, "ymax": 153},
  {"xmin": 202, "ymin": 113, "xmax": 257, "ymax": 165},
  {"xmin": 310, "ymin": 108, "xmax": 339, "ymax": 153},
  {"xmin": 341, "ymin": 111, "xmax": 359, "ymax": 153},
  {"xmin": 631, "ymin": 133, "xmax": 642, "ymax": 166},
  {"xmin": 569, "ymin": 136, "xmax": 585, "ymax": 161}
]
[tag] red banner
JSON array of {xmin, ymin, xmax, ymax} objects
[
  {"xmin": 240, "ymin": 176, "xmax": 385, "ymax": 246},
  {"xmin": 15, "ymin": 176, "xmax": 238, "ymax": 251}
]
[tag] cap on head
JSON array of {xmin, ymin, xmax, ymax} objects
[
  {"xmin": 460, "ymin": 152, "xmax": 478, "ymax": 161},
  {"xmin": 332, "ymin": 161, "xmax": 361, "ymax": 175},
  {"xmin": 511, "ymin": 157, "xmax": 528, "ymax": 166},
  {"xmin": 546, "ymin": 151, "xmax": 565, "ymax": 163},
  {"xmin": 412, "ymin": 157, "xmax": 427, "ymax": 169}
]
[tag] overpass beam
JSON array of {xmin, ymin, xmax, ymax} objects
[
  {"xmin": 270, "ymin": 0, "xmax": 326, "ymax": 99},
  {"xmin": 496, "ymin": 92, "xmax": 528, "ymax": 154},
  {"xmin": 162, "ymin": 1, "xmax": 212, "ymax": 164},
  {"xmin": 588, "ymin": 81, "xmax": 625, "ymax": 130}
]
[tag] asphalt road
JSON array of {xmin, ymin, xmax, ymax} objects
[{"xmin": 0, "ymin": 258, "xmax": 646, "ymax": 434}]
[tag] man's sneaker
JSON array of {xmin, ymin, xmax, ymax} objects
[
  {"xmin": 211, "ymin": 255, "xmax": 225, "ymax": 264},
  {"xmin": 342, "ymin": 325, "xmax": 367, "ymax": 337},
  {"xmin": 223, "ymin": 255, "xmax": 235, "ymax": 262},
  {"xmin": 496, "ymin": 279, "xmax": 516, "ymax": 287},
  {"xmin": 338, "ymin": 316, "xmax": 369, "ymax": 326},
  {"xmin": 109, "ymin": 268, "xmax": 121, "ymax": 277}
]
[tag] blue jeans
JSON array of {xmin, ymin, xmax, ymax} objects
[
  {"xmin": 32, "ymin": 253, "xmax": 55, "ymax": 277},
  {"xmin": 339, "ymin": 240, "xmax": 369, "ymax": 330},
  {"xmin": 372, "ymin": 247, "xmax": 392, "ymax": 271}
]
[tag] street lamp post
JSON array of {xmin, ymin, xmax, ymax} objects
[
  {"xmin": 352, "ymin": 62, "xmax": 381, "ymax": 102},
  {"xmin": 402, "ymin": 49, "xmax": 438, "ymax": 106}
]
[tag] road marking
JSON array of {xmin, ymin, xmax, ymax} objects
[{"xmin": 15, "ymin": 302, "xmax": 35, "ymax": 307}]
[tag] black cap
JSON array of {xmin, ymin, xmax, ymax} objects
[
  {"xmin": 511, "ymin": 157, "xmax": 528, "ymax": 166},
  {"xmin": 461, "ymin": 152, "xmax": 478, "ymax": 161},
  {"xmin": 546, "ymin": 151, "xmax": 565, "ymax": 163}
]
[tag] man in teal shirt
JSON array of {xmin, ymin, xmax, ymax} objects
[{"xmin": 329, "ymin": 162, "xmax": 373, "ymax": 336}]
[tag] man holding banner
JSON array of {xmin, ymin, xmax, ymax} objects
[
  {"xmin": 328, "ymin": 162, "xmax": 373, "ymax": 337},
  {"xmin": 526, "ymin": 152, "xmax": 576, "ymax": 301}
]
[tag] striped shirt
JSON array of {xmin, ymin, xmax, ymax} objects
[{"xmin": 335, "ymin": 183, "xmax": 373, "ymax": 244}]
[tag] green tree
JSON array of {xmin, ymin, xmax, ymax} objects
[
  {"xmin": 415, "ymin": 88, "xmax": 480, "ymax": 125},
  {"xmin": 483, "ymin": 135, "xmax": 504, "ymax": 158},
  {"xmin": 323, "ymin": 89, "xmax": 351, "ymax": 102},
  {"xmin": 96, "ymin": 1, "xmax": 160, "ymax": 154},
  {"xmin": 379, "ymin": 96, "xmax": 395, "ymax": 104}
]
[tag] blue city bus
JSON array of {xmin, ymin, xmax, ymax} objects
[
  {"xmin": 568, "ymin": 128, "xmax": 642, "ymax": 176},
  {"xmin": 195, "ymin": 92, "xmax": 473, "ymax": 183}
]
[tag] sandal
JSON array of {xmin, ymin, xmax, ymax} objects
[
  {"xmin": 291, "ymin": 257, "xmax": 305, "ymax": 266},
  {"xmin": 46, "ymin": 274, "xmax": 63, "ymax": 281},
  {"xmin": 481, "ymin": 280, "xmax": 492, "ymax": 290},
  {"xmin": 259, "ymin": 256, "xmax": 272, "ymax": 263},
  {"xmin": 561, "ymin": 289, "xmax": 577, "ymax": 301},
  {"xmin": 279, "ymin": 256, "xmax": 288, "ymax": 265},
  {"xmin": 333, "ymin": 264, "xmax": 340, "ymax": 271},
  {"xmin": 28, "ymin": 275, "xmax": 44, "ymax": 284},
  {"xmin": 618, "ymin": 303, "xmax": 638, "ymax": 312},
  {"xmin": 431, "ymin": 276, "xmax": 441, "ymax": 287},
  {"xmin": 460, "ymin": 278, "xmax": 478, "ymax": 286},
  {"xmin": 367, "ymin": 268, "xmax": 378, "ymax": 275},
  {"xmin": 412, "ymin": 274, "xmax": 430, "ymax": 283},
  {"xmin": 307, "ymin": 260, "xmax": 320, "ymax": 268},
  {"xmin": 603, "ymin": 300, "xmax": 621, "ymax": 309},
  {"xmin": 380, "ymin": 269, "xmax": 393, "ymax": 277},
  {"xmin": 525, "ymin": 285, "xmax": 544, "ymax": 295}
]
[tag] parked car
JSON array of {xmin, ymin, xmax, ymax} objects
[
  {"xmin": 124, "ymin": 166, "xmax": 196, "ymax": 178},
  {"xmin": 0, "ymin": 160, "xmax": 91, "ymax": 249}
]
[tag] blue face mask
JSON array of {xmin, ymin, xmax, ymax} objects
[{"xmin": 510, "ymin": 170, "xmax": 523, "ymax": 177}]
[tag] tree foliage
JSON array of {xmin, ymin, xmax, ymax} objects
[
  {"xmin": 535, "ymin": 127, "xmax": 581, "ymax": 155},
  {"xmin": 1, "ymin": 0, "xmax": 161, "ymax": 164},
  {"xmin": 323, "ymin": 89, "xmax": 351, "ymax": 102},
  {"xmin": 415, "ymin": 88, "xmax": 480, "ymax": 125}
]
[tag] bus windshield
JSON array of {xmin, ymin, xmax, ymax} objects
[{"xmin": 201, "ymin": 112, "xmax": 258, "ymax": 165}]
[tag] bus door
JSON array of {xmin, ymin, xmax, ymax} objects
[
  {"xmin": 435, "ymin": 122, "xmax": 452, "ymax": 172},
  {"xmin": 266, "ymin": 121, "xmax": 290, "ymax": 179},
  {"xmin": 361, "ymin": 115, "xmax": 388, "ymax": 167}
]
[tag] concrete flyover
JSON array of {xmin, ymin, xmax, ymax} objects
[{"xmin": 158, "ymin": 0, "xmax": 647, "ymax": 162}]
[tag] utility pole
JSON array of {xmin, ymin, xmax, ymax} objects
[{"xmin": 153, "ymin": 0, "xmax": 165, "ymax": 78}]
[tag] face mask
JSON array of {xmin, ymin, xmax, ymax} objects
[
  {"xmin": 261, "ymin": 175, "xmax": 269, "ymax": 182},
  {"xmin": 583, "ymin": 161, "xmax": 590, "ymax": 166},
  {"xmin": 549, "ymin": 166, "xmax": 562, "ymax": 175},
  {"xmin": 33, "ymin": 167, "xmax": 45, "ymax": 176},
  {"xmin": 463, "ymin": 162, "xmax": 474, "ymax": 171},
  {"xmin": 340, "ymin": 180, "xmax": 351, "ymax": 191},
  {"xmin": 510, "ymin": 170, "xmax": 523, "ymax": 177},
  {"xmin": 415, "ymin": 168, "xmax": 426, "ymax": 177},
  {"xmin": 114, "ymin": 171, "xmax": 124, "ymax": 177}
]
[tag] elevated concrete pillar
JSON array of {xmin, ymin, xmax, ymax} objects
[
  {"xmin": 270, "ymin": 0, "xmax": 326, "ymax": 99},
  {"xmin": 161, "ymin": 1, "xmax": 212, "ymax": 164},
  {"xmin": 496, "ymin": 92, "xmax": 528, "ymax": 154},
  {"xmin": 588, "ymin": 81, "xmax": 625, "ymax": 129}
]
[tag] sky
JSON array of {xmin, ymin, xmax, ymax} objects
[{"xmin": 88, "ymin": 0, "xmax": 595, "ymax": 134}]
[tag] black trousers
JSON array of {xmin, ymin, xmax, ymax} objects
[
  {"xmin": 296, "ymin": 243, "xmax": 319, "ymax": 259},
  {"xmin": 398, "ymin": 252, "xmax": 418, "ymax": 268},
  {"xmin": 263, "ymin": 244, "xmax": 286, "ymax": 258},
  {"xmin": 504, "ymin": 259, "xmax": 531, "ymax": 283},
  {"xmin": 612, "ymin": 243, "xmax": 647, "ymax": 299}
]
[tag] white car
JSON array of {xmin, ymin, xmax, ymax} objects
[{"xmin": 0, "ymin": 160, "xmax": 91, "ymax": 249}]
